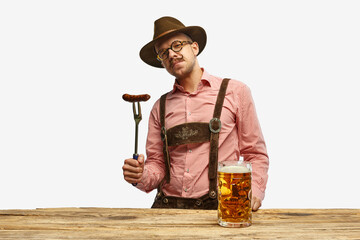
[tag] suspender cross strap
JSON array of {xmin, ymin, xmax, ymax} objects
[{"xmin": 159, "ymin": 78, "xmax": 230, "ymax": 196}]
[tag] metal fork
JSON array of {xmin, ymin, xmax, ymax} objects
[{"xmin": 132, "ymin": 102, "xmax": 142, "ymax": 160}]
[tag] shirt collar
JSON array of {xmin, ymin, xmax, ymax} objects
[{"xmin": 171, "ymin": 68, "xmax": 213, "ymax": 93}]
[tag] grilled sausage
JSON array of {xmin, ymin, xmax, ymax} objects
[{"xmin": 122, "ymin": 94, "xmax": 151, "ymax": 102}]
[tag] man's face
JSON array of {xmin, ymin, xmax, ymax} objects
[{"xmin": 155, "ymin": 33, "xmax": 199, "ymax": 79}]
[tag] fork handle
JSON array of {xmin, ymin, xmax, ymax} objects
[{"xmin": 132, "ymin": 154, "xmax": 139, "ymax": 186}]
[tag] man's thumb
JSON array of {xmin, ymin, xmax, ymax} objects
[{"xmin": 138, "ymin": 154, "xmax": 145, "ymax": 165}]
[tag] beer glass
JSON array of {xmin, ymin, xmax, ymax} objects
[{"xmin": 217, "ymin": 160, "xmax": 252, "ymax": 227}]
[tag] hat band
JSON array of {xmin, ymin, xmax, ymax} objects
[{"xmin": 156, "ymin": 29, "xmax": 177, "ymax": 40}]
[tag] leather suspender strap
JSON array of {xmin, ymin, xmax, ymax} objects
[
  {"xmin": 208, "ymin": 78, "xmax": 230, "ymax": 198},
  {"xmin": 213, "ymin": 78, "xmax": 231, "ymax": 122},
  {"xmin": 160, "ymin": 93, "xmax": 171, "ymax": 183},
  {"xmin": 160, "ymin": 94, "xmax": 166, "ymax": 128}
]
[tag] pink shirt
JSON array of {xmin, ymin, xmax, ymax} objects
[{"xmin": 137, "ymin": 69, "xmax": 269, "ymax": 200}]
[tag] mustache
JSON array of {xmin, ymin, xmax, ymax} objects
[{"xmin": 170, "ymin": 56, "xmax": 184, "ymax": 68}]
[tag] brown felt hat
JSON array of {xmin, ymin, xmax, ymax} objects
[{"xmin": 139, "ymin": 16, "xmax": 207, "ymax": 68}]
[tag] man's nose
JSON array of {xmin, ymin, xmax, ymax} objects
[{"xmin": 168, "ymin": 49, "xmax": 179, "ymax": 59}]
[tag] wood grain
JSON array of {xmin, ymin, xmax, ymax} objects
[{"xmin": 0, "ymin": 208, "xmax": 359, "ymax": 239}]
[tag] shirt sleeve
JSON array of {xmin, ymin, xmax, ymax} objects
[
  {"xmin": 135, "ymin": 99, "xmax": 166, "ymax": 193},
  {"xmin": 236, "ymin": 84, "xmax": 269, "ymax": 201}
]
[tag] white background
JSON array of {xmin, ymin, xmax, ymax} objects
[{"xmin": 1, "ymin": 0, "xmax": 359, "ymax": 210}]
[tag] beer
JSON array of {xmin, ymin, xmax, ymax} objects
[{"xmin": 217, "ymin": 163, "xmax": 252, "ymax": 227}]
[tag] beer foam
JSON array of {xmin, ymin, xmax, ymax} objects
[{"xmin": 219, "ymin": 165, "xmax": 250, "ymax": 173}]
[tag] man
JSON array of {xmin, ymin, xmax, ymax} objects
[{"xmin": 122, "ymin": 16, "xmax": 269, "ymax": 211}]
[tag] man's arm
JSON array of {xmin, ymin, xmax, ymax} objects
[{"xmin": 236, "ymin": 84, "xmax": 269, "ymax": 211}]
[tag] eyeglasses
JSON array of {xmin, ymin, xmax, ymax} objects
[{"xmin": 156, "ymin": 40, "xmax": 193, "ymax": 61}]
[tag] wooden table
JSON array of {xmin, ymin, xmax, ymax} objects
[{"xmin": 0, "ymin": 208, "xmax": 359, "ymax": 239}]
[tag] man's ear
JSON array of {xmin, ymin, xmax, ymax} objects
[{"xmin": 191, "ymin": 42, "xmax": 200, "ymax": 56}]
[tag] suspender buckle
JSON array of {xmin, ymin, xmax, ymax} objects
[
  {"xmin": 161, "ymin": 126, "xmax": 167, "ymax": 141},
  {"xmin": 209, "ymin": 118, "xmax": 222, "ymax": 133}
]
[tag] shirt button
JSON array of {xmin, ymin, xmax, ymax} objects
[
  {"xmin": 184, "ymin": 188, "xmax": 188, "ymax": 192},
  {"xmin": 186, "ymin": 168, "xmax": 189, "ymax": 173},
  {"xmin": 189, "ymin": 149, "xmax": 192, "ymax": 153},
  {"xmin": 188, "ymin": 112, "xmax": 191, "ymax": 116}
]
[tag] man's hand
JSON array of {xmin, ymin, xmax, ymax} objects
[
  {"xmin": 252, "ymin": 196, "xmax": 262, "ymax": 211},
  {"xmin": 122, "ymin": 154, "xmax": 145, "ymax": 184}
]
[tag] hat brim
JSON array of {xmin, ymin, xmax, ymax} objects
[{"xmin": 139, "ymin": 26, "xmax": 207, "ymax": 68}]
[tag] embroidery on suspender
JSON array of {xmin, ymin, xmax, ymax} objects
[{"xmin": 174, "ymin": 126, "xmax": 199, "ymax": 140}]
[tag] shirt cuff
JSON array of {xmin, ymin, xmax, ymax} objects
[
  {"xmin": 134, "ymin": 168, "xmax": 148, "ymax": 192},
  {"xmin": 252, "ymin": 185, "xmax": 265, "ymax": 201},
  {"xmin": 134, "ymin": 166, "xmax": 161, "ymax": 194}
]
